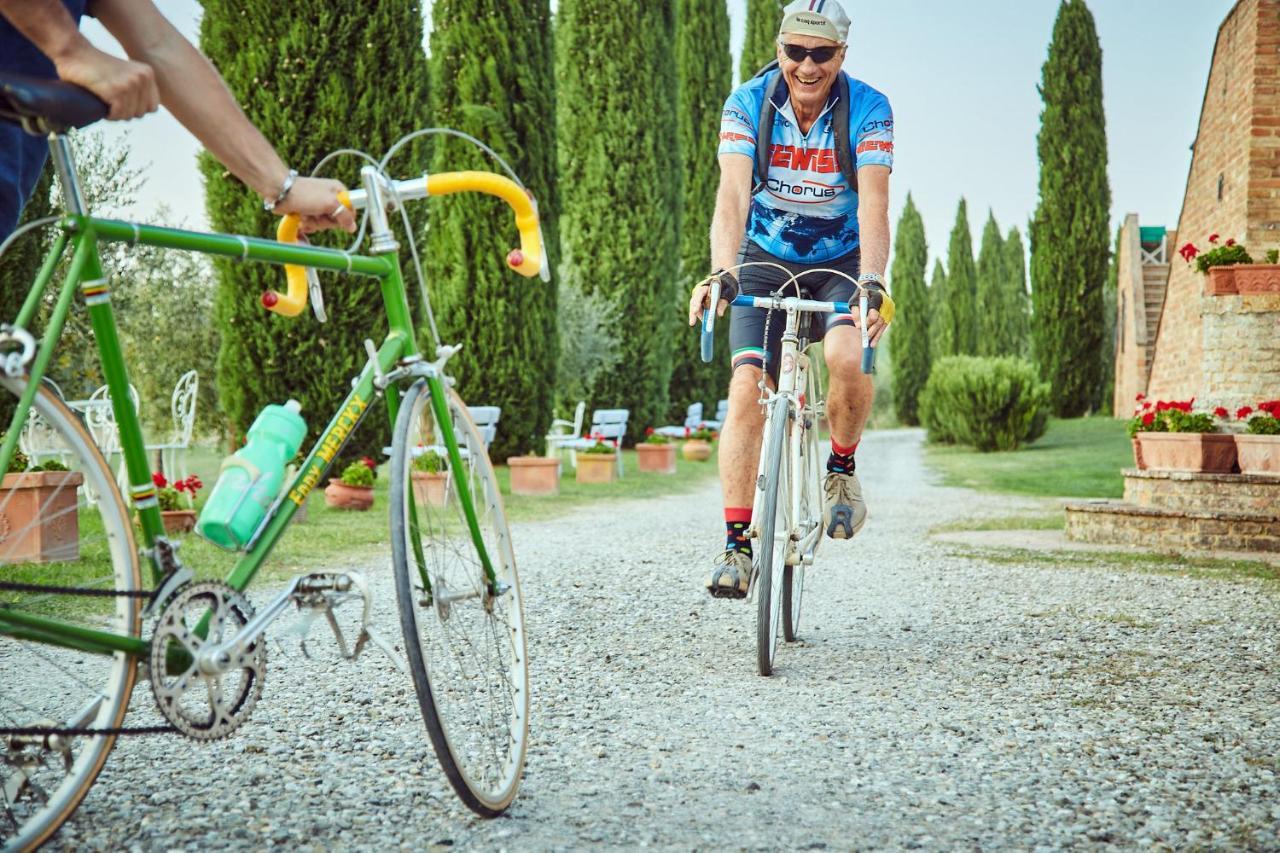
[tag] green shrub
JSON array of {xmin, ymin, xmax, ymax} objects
[
  {"xmin": 1247, "ymin": 414, "xmax": 1280, "ymax": 436},
  {"xmin": 2, "ymin": 436, "xmax": 28, "ymax": 473},
  {"xmin": 34, "ymin": 459, "xmax": 69, "ymax": 472},
  {"xmin": 412, "ymin": 450, "xmax": 446, "ymax": 474},
  {"xmin": 919, "ymin": 356, "xmax": 1051, "ymax": 451},
  {"xmin": 339, "ymin": 462, "xmax": 375, "ymax": 488}
]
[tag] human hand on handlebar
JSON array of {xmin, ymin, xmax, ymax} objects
[
  {"xmin": 687, "ymin": 269, "xmax": 739, "ymax": 326},
  {"xmin": 853, "ymin": 308, "xmax": 888, "ymax": 346},
  {"xmin": 53, "ymin": 43, "xmax": 158, "ymax": 120},
  {"xmin": 273, "ymin": 178, "xmax": 357, "ymax": 234}
]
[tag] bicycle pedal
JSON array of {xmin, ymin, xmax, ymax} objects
[{"xmin": 826, "ymin": 507, "xmax": 855, "ymax": 539}]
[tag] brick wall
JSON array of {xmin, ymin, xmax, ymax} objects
[
  {"xmin": 1146, "ymin": 0, "xmax": 1277, "ymax": 405},
  {"xmin": 1113, "ymin": 216, "xmax": 1146, "ymax": 412}
]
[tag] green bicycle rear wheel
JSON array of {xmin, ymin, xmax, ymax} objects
[
  {"xmin": 0, "ymin": 378, "xmax": 141, "ymax": 851},
  {"xmin": 389, "ymin": 380, "xmax": 528, "ymax": 816}
]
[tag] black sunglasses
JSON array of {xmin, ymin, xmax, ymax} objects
[{"xmin": 780, "ymin": 43, "xmax": 840, "ymax": 64}]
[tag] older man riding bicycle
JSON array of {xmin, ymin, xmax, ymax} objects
[{"xmin": 688, "ymin": 0, "xmax": 893, "ymax": 598}]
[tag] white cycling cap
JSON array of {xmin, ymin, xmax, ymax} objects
[{"xmin": 779, "ymin": 0, "xmax": 851, "ymax": 44}]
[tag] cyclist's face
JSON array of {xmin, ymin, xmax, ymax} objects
[{"xmin": 776, "ymin": 35, "xmax": 845, "ymax": 112}]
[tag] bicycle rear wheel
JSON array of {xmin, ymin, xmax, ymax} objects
[
  {"xmin": 0, "ymin": 378, "xmax": 141, "ymax": 851},
  {"xmin": 389, "ymin": 380, "xmax": 528, "ymax": 816},
  {"xmin": 755, "ymin": 400, "xmax": 790, "ymax": 676},
  {"xmin": 783, "ymin": 407, "xmax": 820, "ymax": 642}
]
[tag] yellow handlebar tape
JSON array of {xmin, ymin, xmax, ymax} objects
[{"xmin": 265, "ymin": 173, "xmax": 543, "ymax": 318}]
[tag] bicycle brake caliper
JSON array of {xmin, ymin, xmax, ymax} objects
[{"xmin": 0, "ymin": 324, "xmax": 36, "ymax": 378}]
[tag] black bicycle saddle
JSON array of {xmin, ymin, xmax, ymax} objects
[{"xmin": 0, "ymin": 72, "xmax": 108, "ymax": 135}]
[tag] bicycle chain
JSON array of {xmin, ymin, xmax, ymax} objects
[{"xmin": 1, "ymin": 582, "xmax": 176, "ymax": 738}]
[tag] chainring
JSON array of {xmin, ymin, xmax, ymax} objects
[{"xmin": 148, "ymin": 581, "xmax": 267, "ymax": 741}]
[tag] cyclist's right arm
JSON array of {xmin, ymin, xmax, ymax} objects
[{"xmin": 689, "ymin": 154, "xmax": 752, "ymax": 326}]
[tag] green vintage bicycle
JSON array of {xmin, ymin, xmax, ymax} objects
[{"xmin": 0, "ymin": 75, "xmax": 546, "ymax": 849}]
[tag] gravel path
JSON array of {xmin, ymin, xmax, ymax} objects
[{"xmin": 53, "ymin": 429, "xmax": 1280, "ymax": 850}]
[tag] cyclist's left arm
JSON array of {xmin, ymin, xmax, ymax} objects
[
  {"xmin": 855, "ymin": 164, "xmax": 891, "ymax": 345},
  {"xmin": 90, "ymin": 0, "xmax": 353, "ymax": 232}
]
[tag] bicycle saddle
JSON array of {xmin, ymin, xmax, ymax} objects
[{"xmin": 0, "ymin": 72, "xmax": 107, "ymax": 135}]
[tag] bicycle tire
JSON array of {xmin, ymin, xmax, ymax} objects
[
  {"xmin": 389, "ymin": 380, "xmax": 528, "ymax": 817},
  {"xmin": 0, "ymin": 378, "xmax": 141, "ymax": 852},
  {"xmin": 783, "ymin": 401, "xmax": 820, "ymax": 642},
  {"xmin": 755, "ymin": 399, "xmax": 790, "ymax": 676}
]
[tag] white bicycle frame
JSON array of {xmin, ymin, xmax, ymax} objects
[{"xmin": 743, "ymin": 294, "xmax": 833, "ymax": 579}]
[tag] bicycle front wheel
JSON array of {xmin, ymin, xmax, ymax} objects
[
  {"xmin": 389, "ymin": 380, "xmax": 528, "ymax": 816},
  {"xmin": 0, "ymin": 378, "xmax": 141, "ymax": 851},
  {"xmin": 755, "ymin": 400, "xmax": 791, "ymax": 676},
  {"xmin": 783, "ymin": 410, "xmax": 820, "ymax": 642}
]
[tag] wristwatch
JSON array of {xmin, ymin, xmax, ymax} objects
[
  {"xmin": 263, "ymin": 169, "xmax": 299, "ymax": 212},
  {"xmin": 858, "ymin": 272, "xmax": 885, "ymax": 287}
]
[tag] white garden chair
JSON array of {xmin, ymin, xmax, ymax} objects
[
  {"xmin": 81, "ymin": 383, "xmax": 141, "ymax": 493},
  {"xmin": 655, "ymin": 402, "xmax": 704, "ymax": 438},
  {"xmin": 409, "ymin": 405, "xmax": 501, "ymax": 464},
  {"xmin": 545, "ymin": 400, "xmax": 586, "ymax": 463},
  {"xmin": 145, "ymin": 370, "xmax": 199, "ymax": 487},
  {"xmin": 703, "ymin": 399, "xmax": 729, "ymax": 431},
  {"xmin": 561, "ymin": 408, "xmax": 629, "ymax": 479}
]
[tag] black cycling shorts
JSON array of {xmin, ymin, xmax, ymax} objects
[{"xmin": 727, "ymin": 239, "xmax": 860, "ymax": 381}]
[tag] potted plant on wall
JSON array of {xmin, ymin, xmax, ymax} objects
[
  {"xmin": 682, "ymin": 426, "xmax": 716, "ymax": 462},
  {"xmin": 636, "ymin": 428, "xmax": 677, "ymax": 474},
  {"xmin": 1234, "ymin": 401, "xmax": 1280, "ymax": 476},
  {"xmin": 0, "ymin": 439, "xmax": 83, "ymax": 563},
  {"xmin": 325, "ymin": 460, "xmax": 375, "ymax": 510},
  {"xmin": 1181, "ymin": 234, "xmax": 1280, "ymax": 295},
  {"xmin": 1130, "ymin": 399, "xmax": 1237, "ymax": 473},
  {"xmin": 576, "ymin": 437, "xmax": 619, "ymax": 484},
  {"xmin": 411, "ymin": 448, "xmax": 450, "ymax": 507},
  {"xmin": 154, "ymin": 472, "xmax": 202, "ymax": 534}
]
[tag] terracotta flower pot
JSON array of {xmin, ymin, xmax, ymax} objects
[
  {"xmin": 1136, "ymin": 432, "xmax": 1237, "ymax": 473},
  {"xmin": 1235, "ymin": 434, "xmax": 1280, "ymax": 476},
  {"xmin": 160, "ymin": 509, "xmax": 197, "ymax": 534},
  {"xmin": 411, "ymin": 470, "xmax": 450, "ymax": 507},
  {"xmin": 1131, "ymin": 437, "xmax": 1146, "ymax": 470},
  {"xmin": 1205, "ymin": 266, "xmax": 1237, "ymax": 296},
  {"xmin": 324, "ymin": 479, "xmax": 374, "ymax": 511},
  {"xmin": 508, "ymin": 456, "xmax": 559, "ymax": 496},
  {"xmin": 576, "ymin": 453, "xmax": 618, "ymax": 484},
  {"xmin": 1230, "ymin": 263, "xmax": 1280, "ymax": 295},
  {"xmin": 0, "ymin": 470, "xmax": 84, "ymax": 563},
  {"xmin": 682, "ymin": 439, "xmax": 713, "ymax": 462},
  {"xmin": 636, "ymin": 443, "xmax": 677, "ymax": 474}
]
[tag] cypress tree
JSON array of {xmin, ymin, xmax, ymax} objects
[
  {"xmin": 428, "ymin": 0, "xmax": 559, "ymax": 459},
  {"xmin": 1003, "ymin": 226, "xmax": 1030, "ymax": 358},
  {"xmin": 974, "ymin": 211, "xmax": 1005, "ymax": 356},
  {"xmin": 200, "ymin": 1, "xmax": 429, "ymax": 455},
  {"xmin": 1030, "ymin": 0, "xmax": 1111, "ymax": 416},
  {"xmin": 929, "ymin": 259, "xmax": 952, "ymax": 360},
  {"xmin": 668, "ymin": 0, "xmax": 732, "ymax": 420},
  {"xmin": 740, "ymin": 0, "xmax": 784, "ymax": 82},
  {"xmin": 943, "ymin": 198, "xmax": 977, "ymax": 356},
  {"xmin": 557, "ymin": 0, "xmax": 679, "ymax": 434},
  {"xmin": 888, "ymin": 194, "xmax": 930, "ymax": 426}
]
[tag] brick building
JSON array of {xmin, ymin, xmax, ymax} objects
[{"xmin": 1113, "ymin": 0, "xmax": 1280, "ymax": 415}]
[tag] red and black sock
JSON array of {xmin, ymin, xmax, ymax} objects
[
  {"xmin": 827, "ymin": 438, "xmax": 858, "ymax": 475},
  {"xmin": 725, "ymin": 507, "xmax": 752, "ymax": 557}
]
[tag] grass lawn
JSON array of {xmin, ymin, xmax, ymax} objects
[{"xmin": 925, "ymin": 416, "xmax": 1131, "ymax": 499}]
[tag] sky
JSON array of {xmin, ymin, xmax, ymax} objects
[{"xmin": 84, "ymin": 0, "xmax": 1238, "ymax": 270}]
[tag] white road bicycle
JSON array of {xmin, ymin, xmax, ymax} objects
[{"xmin": 700, "ymin": 265, "xmax": 887, "ymax": 675}]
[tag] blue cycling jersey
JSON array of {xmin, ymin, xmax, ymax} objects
[
  {"xmin": 0, "ymin": 0, "xmax": 89, "ymax": 239},
  {"xmin": 719, "ymin": 69, "xmax": 893, "ymax": 264}
]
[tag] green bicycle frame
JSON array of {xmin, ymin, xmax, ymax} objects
[{"xmin": 0, "ymin": 211, "xmax": 495, "ymax": 659}]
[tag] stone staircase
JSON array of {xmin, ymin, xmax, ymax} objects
[
  {"xmin": 1065, "ymin": 469, "xmax": 1280, "ymax": 554},
  {"xmin": 1141, "ymin": 261, "xmax": 1169, "ymax": 368}
]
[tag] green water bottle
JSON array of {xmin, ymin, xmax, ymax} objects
[{"xmin": 197, "ymin": 400, "xmax": 307, "ymax": 551}]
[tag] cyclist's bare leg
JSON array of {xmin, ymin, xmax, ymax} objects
[
  {"xmin": 719, "ymin": 365, "xmax": 771, "ymax": 508},
  {"xmin": 708, "ymin": 365, "xmax": 775, "ymax": 597},
  {"xmin": 822, "ymin": 325, "xmax": 873, "ymax": 445},
  {"xmin": 821, "ymin": 325, "xmax": 872, "ymax": 538}
]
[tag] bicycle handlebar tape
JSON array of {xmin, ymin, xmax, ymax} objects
[
  {"xmin": 862, "ymin": 345, "xmax": 877, "ymax": 374},
  {"xmin": 700, "ymin": 279, "xmax": 721, "ymax": 363},
  {"xmin": 266, "ymin": 191, "xmax": 354, "ymax": 318},
  {"xmin": 426, "ymin": 172, "xmax": 543, "ymax": 278}
]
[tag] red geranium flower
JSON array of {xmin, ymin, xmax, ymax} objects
[
  {"xmin": 645, "ymin": 426, "xmax": 654, "ymax": 436},
  {"xmin": 1214, "ymin": 406, "xmax": 1228, "ymax": 418},
  {"xmin": 152, "ymin": 472, "xmax": 168, "ymax": 489},
  {"xmin": 1178, "ymin": 243, "xmax": 1198, "ymax": 262},
  {"xmin": 360, "ymin": 456, "xmax": 377, "ymax": 470},
  {"xmin": 1208, "ymin": 233, "xmax": 1220, "ymax": 244},
  {"xmin": 1141, "ymin": 412, "xmax": 1155, "ymax": 427},
  {"xmin": 1237, "ymin": 406, "xmax": 1254, "ymax": 420},
  {"xmin": 1226, "ymin": 238, "xmax": 1236, "ymax": 247},
  {"xmin": 1136, "ymin": 393, "xmax": 1145, "ymax": 402}
]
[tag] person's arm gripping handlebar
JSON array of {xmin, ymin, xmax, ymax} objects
[
  {"xmin": 700, "ymin": 277, "xmax": 722, "ymax": 363},
  {"xmin": 266, "ymin": 171, "xmax": 545, "ymax": 318}
]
